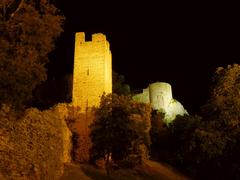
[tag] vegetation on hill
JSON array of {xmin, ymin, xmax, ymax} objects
[{"xmin": 150, "ymin": 64, "xmax": 240, "ymax": 179}]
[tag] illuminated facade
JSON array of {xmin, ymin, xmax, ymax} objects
[
  {"xmin": 72, "ymin": 32, "xmax": 112, "ymax": 112},
  {"xmin": 133, "ymin": 82, "xmax": 188, "ymax": 124}
]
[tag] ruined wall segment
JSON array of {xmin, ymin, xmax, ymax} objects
[
  {"xmin": 73, "ymin": 32, "xmax": 112, "ymax": 112},
  {"xmin": 132, "ymin": 88, "xmax": 150, "ymax": 104}
]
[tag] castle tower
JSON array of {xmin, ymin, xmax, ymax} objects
[
  {"xmin": 72, "ymin": 32, "xmax": 112, "ymax": 112},
  {"xmin": 149, "ymin": 82, "xmax": 172, "ymax": 110},
  {"xmin": 133, "ymin": 82, "xmax": 188, "ymax": 124}
]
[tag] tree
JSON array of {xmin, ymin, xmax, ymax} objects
[
  {"xmin": 89, "ymin": 94, "xmax": 151, "ymax": 175},
  {"xmin": 151, "ymin": 64, "xmax": 240, "ymax": 179},
  {"xmin": 197, "ymin": 64, "xmax": 240, "ymax": 160},
  {"xmin": 150, "ymin": 111, "xmax": 169, "ymax": 158},
  {"xmin": 0, "ymin": 0, "xmax": 64, "ymax": 108},
  {"xmin": 170, "ymin": 115, "xmax": 202, "ymax": 163},
  {"xmin": 112, "ymin": 71, "xmax": 130, "ymax": 95},
  {"xmin": 201, "ymin": 64, "xmax": 240, "ymax": 129},
  {"xmin": 170, "ymin": 64, "xmax": 240, "ymax": 179},
  {"xmin": 197, "ymin": 64, "xmax": 240, "ymax": 178}
]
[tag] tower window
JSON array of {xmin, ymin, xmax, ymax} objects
[{"xmin": 87, "ymin": 69, "xmax": 89, "ymax": 75}]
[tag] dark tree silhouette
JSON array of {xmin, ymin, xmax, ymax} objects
[
  {"xmin": 0, "ymin": 0, "xmax": 64, "ymax": 108},
  {"xmin": 165, "ymin": 64, "xmax": 240, "ymax": 179},
  {"xmin": 112, "ymin": 71, "xmax": 130, "ymax": 95}
]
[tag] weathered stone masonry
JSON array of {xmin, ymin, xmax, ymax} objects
[{"xmin": 73, "ymin": 32, "xmax": 112, "ymax": 112}]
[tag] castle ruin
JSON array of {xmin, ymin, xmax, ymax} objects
[
  {"xmin": 72, "ymin": 32, "xmax": 186, "ymax": 123},
  {"xmin": 72, "ymin": 32, "xmax": 112, "ymax": 112},
  {"xmin": 133, "ymin": 82, "xmax": 188, "ymax": 124}
]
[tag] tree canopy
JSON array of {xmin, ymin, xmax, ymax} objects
[
  {"xmin": 202, "ymin": 64, "xmax": 240, "ymax": 129},
  {"xmin": 90, "ymin": 93, "xmax": 151, "ymax": 173},
  {"xmin": 198, "ymin": 63, "xmax": 240, "ymax": 161},
  {"xmin": 163, "ymin": 64, "xmax": 240, "ymax": 179},
  {"xmin": 0, "ymin": 0, "xmax": 64, "ymax": 108}
]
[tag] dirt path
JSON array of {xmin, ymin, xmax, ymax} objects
[
  {"xmin": 141, "ymin": 160, "xmax": 189, "ymax": 180},
  {"xmin": 60, "ymin": 161, "xmax": 190, "ymax": 180},
  {"xmin": 60, "ymin": 163, "xmax": 91, "ymax": 180}
]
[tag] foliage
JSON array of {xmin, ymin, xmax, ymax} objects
[
  {"xmin": 170, "ymin": 114, "xmax": 202, "ymax": 144},
  {"xmin": 201, "ymin": 63, "xmax": 240, "ymax": 129},
  {"xmin": 0, "ymin": 0, "xmax": 64, "ymax": 108},
  {"xmin": 112, "ymin": 71, "xmax": 131, "ymax": 95},
  {"xmin": 196, "ymin": 64, "xmax": 240, "ymax": 178},
  {"xmin": 150, "ymin": 111, "xmax": 169, "ymax": 158},
  {"xmin": 196, "ymin": 64, "xmax": 240, "ymax": 160},
  {"xmin": 89, "ymin": 93, "xmax": 151, "ymax": 172},
  {"xmin": 169, "ymin": 115, "xmax": 203, "ymax": 167},
  {"xmin": 159, "ymin": 64, "xmax": 240, "ymax": 179}
]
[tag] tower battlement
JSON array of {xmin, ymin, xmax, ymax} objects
[
  {"xmin": 92, "ymin": 33, "xmax": 106, "ymax": 42},
  {"xmin": 72, "ymin": 32, "xmax": 112, "ymax": 112}
]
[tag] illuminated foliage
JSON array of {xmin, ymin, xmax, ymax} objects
[
  {"xmin": 202, "ymin": 64, "xmax": 240, "ymax": 129},
  {"xmin": 196, "ymin": 64, "xmax": 240, "ymax": 177},
  {"xmin": 0, "ymin": 0, "xmax": 64, "ymax": 108},
  {"xmin": 193, "ymin": 64, "xmax": 240, "ymax": 160}
]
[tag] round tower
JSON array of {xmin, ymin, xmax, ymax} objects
[{"xmin": 149, "ymin": 82, "xmax": 172, "ymax": 110}]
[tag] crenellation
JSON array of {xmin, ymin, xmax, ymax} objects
[
  {"xmin": 92, "ymin": 33, "xmax": 107, "ymax": 42},
  {"xmin": 75, "ymin": 32, "xmax": 85, "ymax": 44}
]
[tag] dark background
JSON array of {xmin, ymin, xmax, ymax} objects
[{"xmin": 48, "ymin": 1, "xmax": 240, "ymax": 113}]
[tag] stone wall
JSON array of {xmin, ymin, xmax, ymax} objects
[{"xmin": 0, "ymin": 104, "xmax": 72, "ymax": 180}]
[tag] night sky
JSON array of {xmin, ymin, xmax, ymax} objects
[{"xmin": 49, "ymin": 1, "xmax": 240, "ymax": 113}]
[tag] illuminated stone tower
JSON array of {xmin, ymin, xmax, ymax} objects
[
  {"xmin": 73, "ymin": 32, "xmax": 112, "ymax": 112},
  {"xmin": 133, "ymin": 82, "xmax": 188, "ymax": 124}
]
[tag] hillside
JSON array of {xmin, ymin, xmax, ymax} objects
[{"xmin": 61, "ymin": 160, "xmax": 189, "ymax": 180}]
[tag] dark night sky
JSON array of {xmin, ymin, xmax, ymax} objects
[{"xmin": 49, "ymin": 1, "xmax": 240, "ymax": 113}]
